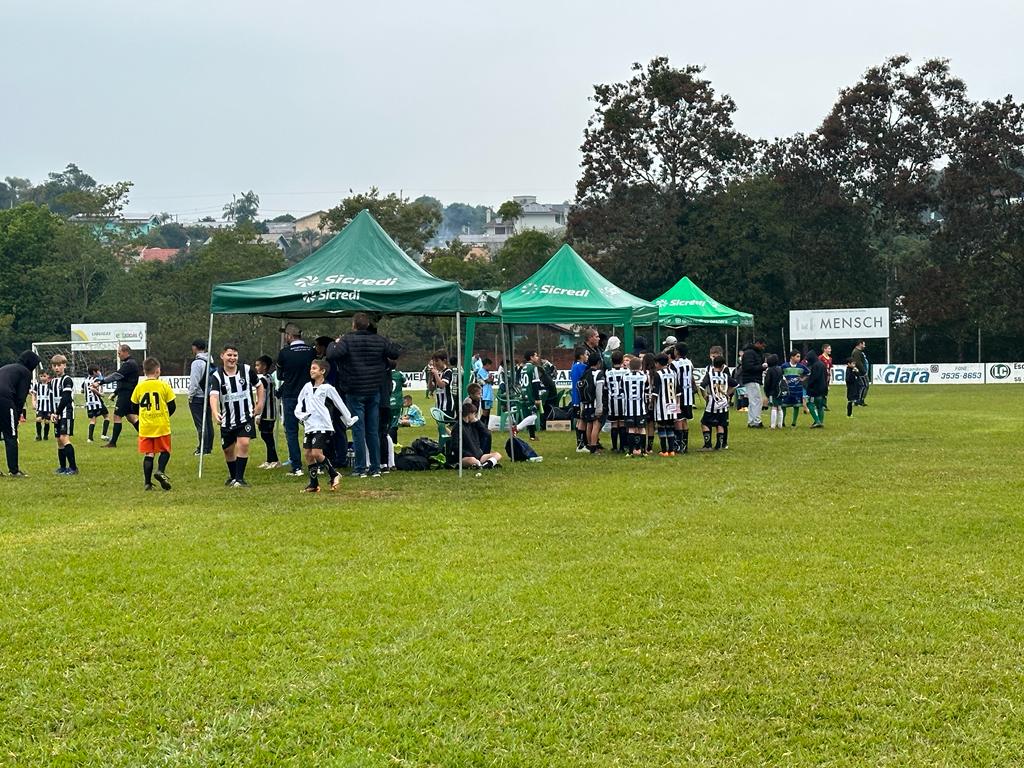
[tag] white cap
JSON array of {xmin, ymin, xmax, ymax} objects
[{"xmin": 664, "ymin": 335, "xmax": 678, "ymax": 345}]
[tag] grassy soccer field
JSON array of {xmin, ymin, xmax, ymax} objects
[{"xmin": 2, "ymin": 385, "xmax": 1023, "ymax": 766}]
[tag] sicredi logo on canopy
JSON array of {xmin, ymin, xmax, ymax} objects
[
  {"xmin": 295, "ymin": 273, "xmax": 398, "ymax": 303},
  {"xmin": 519, "ymin": 282, "xmax": 590, "ymax": 297}
]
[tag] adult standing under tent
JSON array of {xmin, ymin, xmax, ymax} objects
[
  {"xmin": 277, "ymin": 324, "xmax": 315, "ymax": 477},
  {"xmin": 207, "ymin": 209, "xmax": 501, "ymax": 480},
  {"xmin": 739, "ymin": 339, "xmax": 767, "ymax": 429},
  {"xmin": 100, "ymin": 344, "xmax": 141, "ymax": 449},
  {"xmin": 0, "ymin": 351, "xmax": 41, "ymax": 477}
]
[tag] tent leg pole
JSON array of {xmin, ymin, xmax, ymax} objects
[
  {"xmin": 456, "ymin": 312, "xmax": 463, "ymax": 479},
  {"xmin": 499, "ymin": 319, "xmax": 514, "ymax": 465},
  {"xmin": 462, "ymin": 317, "xmax": 477, "ymax": 400},
  {"xmin": 199, "ymin": 312, "xmax": 214, "ymax": 479}
]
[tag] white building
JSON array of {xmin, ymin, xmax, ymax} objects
[{"xmin": 459, "ymin": 195, "xmax": 570, "ymax": 251}]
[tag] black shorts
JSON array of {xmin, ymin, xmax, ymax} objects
[
  {"xmin": 87, "ymin": 403, "xmax": 109, "ymax": 418},
  {"xmin": 656, "ymin": 419, "xmax": 675, "ymax": 431},
  {"xmin": 54, "ymin": 417, "xmax": 74, "ymax": 438},
  {"xmin": 580, "ymin": 404, "xmax": 598, "ymax": 423},
  {"xmin": 677, "ymin": 405, "xmax": 694, "ymax": 421},
  {"xmin": 303, "ymin": 432, "xmax": 331, "ymax": 451},
  {"xmin": 36, "ymin": 410, "xmax": 51, "ymax": 420},
  {"xmin": 701, "ymin": 411, "xmax": 729, "ymax": 428},
  {"xmin": 258, "ymin": 419, "xmax": 276, "ymax": 437},
  {"xmin": 0, "ymin": 398, "xmax": 17, "ymax": 440},
  {"xmin": 221, "ymin": 419, "xmax": 255, "ymax": 448},
  {"xmin": 114, "ymin": 393, "xmax": 138, "ymax": 418},
  {"xmin": 624, "ymin": 415, "xmax": 646, "ymax": 429}
]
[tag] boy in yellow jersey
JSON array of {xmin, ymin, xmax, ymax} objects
[{"xmin": 130, "ymin": 357, "xmax": 176, "ymax": 491}]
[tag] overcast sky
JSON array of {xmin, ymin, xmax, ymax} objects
[{"xmin": 4, "ymin": 0, "xmax": 1021, "ymax": 220}]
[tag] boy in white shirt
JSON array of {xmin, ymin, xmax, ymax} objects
[{"xmin": 294, "ymin": 359, "xmax": 358, "ymax": 493}]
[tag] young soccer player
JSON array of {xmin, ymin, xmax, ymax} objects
[
  {"xmin": 672, "ymin": 342, "xmax": 696, "ymax": 454},
  {"xmin": 130, "ymin": 357, "xmax": 176, "ymax": 490},
  {"xmin": 429, "ymin": 351, "xmax": 457, "ymax": 422},
  {"xmin": 518, "ymin": 350, "xmax": 543, "ymax": 441},
  {"xmin": 569, "ymin": 347, "xmax": 589, "ymax": 452},
  {"xmin": 209, "ymin": 344, "xmax": 265, "ymax": 488},
  {"xmin": 49, "ymin": 355, "xmax": 78, "ymax": 475},
  {"xmin": 83, "ymin": 365, "xmax": 111, "ymax": 442},
  {"xmin": 254, "ymin": 355, "xmax": 280, "ymax": 469},
  {"xmin": 652, "ymin": 353, "xmax": 679, "ymax": 456},
  {"xmin": 604, "ymin": 349, "xmax": 627, "ymax": 453},
  {"xmin": 780, "ymin": 350, "xmax": 810, "ymax": 427},
  {"xmin": 699, "ymin": 356, "xmax": 736, "ymax": 450},
  {"xmin": 33, "ymin": 372, "xmax": 52, "ymax": 441},
  {"xmin": 845, "ymin": 358, "xmax": 860, "ymax": 417},
  {"xmin": 641, "ymin": 353, "xmax": 657, "ymax": 453},
  {"xmin": 294, "ymin": 358, "xmax": 357, "ymax": 492},
  {"xmin": 578, "ymin": 352, "xmax": 605, "ymax": 453},
  {"xmin": 621, "ymin": 356, "xmax": 650, "ymax": 456},
  {"xmin": 763, "ymin": 354, "xmax": 785, "ymax": 429}
]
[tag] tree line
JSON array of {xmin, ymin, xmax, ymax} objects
[{"xmin": 3, "ymin": 53, "xmax": 1021, "ymax": 366}]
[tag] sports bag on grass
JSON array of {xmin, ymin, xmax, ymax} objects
[{"xmin": 504, "ymin": 436, "xmax": 538, "ymax": 462}]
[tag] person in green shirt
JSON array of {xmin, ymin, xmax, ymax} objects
[{"xmin": 518, "ymin": 350, "xmax": 542, "ymax": 441}]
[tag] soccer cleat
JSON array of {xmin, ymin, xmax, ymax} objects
[
  {"xmin": 700, "ymin": 446, "xmax": 715, "ymax": 452},
  {"xmin": 64, "ymin": 468, "xmax": 79, "ymax": 476},
  {"xmin": 87, "ymin": 439, "xmax": 94, "ymax": 443},
  {"xmin": 232, "ymin": 479, "xmax": 250, "ymax": 488},
  {"xmin": 528, "ymin": 456, "xmax": 543, "ymax": 463},
  {"xmin": 10, "ymin": 471, "xmax": 28, "ymax": 478},
  {"xmin": 370, "ymin": 471, "xmax": 382, "ymax": 478},
  {"xmin": 287, "ymin": 468, "xmax": 305, "ymax": 477},
  {"xmin": 225, "ymin": 477, "xmax": 235, "ymax": 486},
  {"xmin": 55, "ymin": 468, "xmax": 68, "ymax": 475},
  {"xmin": 330, "ymin": 475, "xmax": 341, "ymax": 491},
  {"xmin": 154, "ymin": 472, "xmax": 172, "ymax": 490},
  {"xmin": 101, "ymin": 435, "xmax": 110, "ymax": 441},
  {"xmin": 575, "ymin": 445, "xmax": 589, "ymax": 453},
  {"xmin": 144, "ymin": 483, "xmax": 154, "ymax": 491},
  {"xmin": 257, "ymin": 461, "xmax": 270, "ymax": 469},
  {"xmin": 101, "ymin": 443, "xmax": 117, "ymax": 448},
  {"xmin": 300, "ymin": 485, "xmax": 320, "ymax": 493},
  {"xmin": 263, "ymin": 461, "xmax": 280, "ymax": 470}
]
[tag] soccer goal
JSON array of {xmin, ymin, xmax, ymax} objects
[{"xmin": 31, "ymin": 341, "xmax": 127, "ymax": 379}]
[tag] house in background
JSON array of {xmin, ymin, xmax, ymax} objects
[
  {"xmin": 256, "ymin": 233, "xmax": 290, "ymax": 251},
  {"xmin": 459, "ymin": 195, "xmax": 570, "ymax": 253},
  {"xmin": 137, "ymin": 246, "xmax": 180, "ymax": 264}
]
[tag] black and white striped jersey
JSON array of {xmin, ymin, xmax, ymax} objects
[
  {"xmin": 652, "ymin": 368, "xmax": 679, "ymax": 422},
  {"xmin": 604, "ymin": 367, "xmax": 626, "ymax": 418},
  {"xmin": 50, "ymin": 374, "xmax": 75, "ymax": 419},
  {"xmin": 34, "ymin": 381, "xmax": 54, "ymax": 413},
  {"xmin": 83, "ymin": 375, "xmax": 103, "ymax": 410},
  {"xmin": 620, "ymin": 370, "xmax": 650, "ymax": 419},
  {"xmin": 258, "ymin": 373, "xmax": 277, "ymax": 421},
  {"xmin": 434, "ymin": 368, "xmax": 456, "ymax": 419},
  {"xmin": 700, "ymin": 368, "xmax": 735, "ymax": 414},
  {"xmin": 673, "ymin": 358, "xmax": 695, "ymax": 407},
  {"xmin": 211, "ymin": 364, "xmax": 260, "ymax": 429}
]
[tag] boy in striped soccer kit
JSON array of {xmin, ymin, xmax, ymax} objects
[
  {"xmin": 49, "ymin": 355, "xmax": 79, "ymax": 475},
  {"xmin": 254, "ymin": 355, "xmax": 280, "ymax": 469},
  {"xmin": 294, "ymin": 358, "xmax": 357, "ymax": 492},
  {"xmin": 699, "ymin": 356, "xmax": 736, "ymax": 451},
  {"xmin": 651, "ymin": 354, "xmax": 679, "ymax": 456},
  {"xmin": 131, "ymin": 357, "xmax": 176, "ymax": 491},
  {"xmin": 209, "ymin": 345, "xmax": 265, "ymax": 487},
  {"xmin": 620, "ymin": 357, "xmax": 650, "ymax": 456},
  {"xmin": 429, "ymin": 351, "xmax": 457, "ymax": 422},
  {"xmin": 604, "ymin": 350, "xmax": 627, "ymax": 453},
  {"xmin": 33, "ymin": 372, "xmax": 52, "ymax": 441},
  {"xmin": 672, "ymin": 343, "xmax": 695, "ymax": 454},
  {"xmin": 84, "ymin": 365, "xmax": 111, "ymax": 442}
]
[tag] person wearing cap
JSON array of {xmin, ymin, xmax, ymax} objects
[
  {"xmin": 277, "ymin": 323, "xmax": 316, "ymax": 477},
  {"xmin": 187, "ymin": 339, "xmax": 214, "ymax": 455},
  {"xmin": 0, "ymin": 350, "xmax": 42, "ymax": 476},
  {"xmin": 663, "ymin": 335, "xmax": 678, "ymax": 350}
]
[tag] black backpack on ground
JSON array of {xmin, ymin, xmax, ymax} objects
[
  {"xmin": 394, "ymin": 448, "xmax": 430, "ymax": 471},
  {"xmin": 505, "ymin": 436, "xmax": 538, "ymax": 461},
  {"xmin": 410, "ymin": 437, "xmax": 442, "ymax": 458}
]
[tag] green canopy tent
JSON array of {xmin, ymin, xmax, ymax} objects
[
  {"xmin": 652, "ymin": 276, "xmax": 754, "ymax": 359},
  {"xmin": 204, "ymin": 209, "xmax": 501, "ymax": 477},
  {"xmin": 463, "ymin": 243, "xmax": 658, "ymax": 397}
]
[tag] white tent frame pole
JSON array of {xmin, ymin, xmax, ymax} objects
[
  {"xmin": 499, "ymin": 318, "xmax": 515, "ymax": 464},
  {"xmin": 456, "ymin": 311, "xmax": 463, "ymax": 479},
  {"xmin": 198, "ymin": 312, "xmax": 214, "ymax": 479}
]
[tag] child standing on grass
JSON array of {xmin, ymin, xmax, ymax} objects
[
  {"xmin": 294, "ymin": 358, "xmax": 357, "ymax": 493},
  {"xmin": 845, "ymin": 358, "xmax": 860, "ymax": 417},
  {"xmin": 130, "ymin": 357, "xmax": 176, "ymax": 491},
  {"xmin": 621, "ymin": 356, "xmax": 650, "ymax": 456},
  {"xmin": 763, "ymin": 354, "xmax": 784, "ymax": 429},
  {"xmin": 699, "ymin": 356, "xmax": 735, "ymax": 451},
  {"xmin": 780, "ymin": 350, "xmax": 809, "ymax": 428},
  {"xmin": 578, "ymin": 352, "xmax": 605, "ymax": 454},
  {"xmin": 84, "ymin": 365, "xmax": 111, "ymax": 442},
  {"xmin": 33, "ymin": 371, "xmax": 52, "ymax": 441},
  {"xmin": 49, "ymin": 355, "xmax": 79, "ymax": 476},
  {"xmin": 254, "ymin": 355, "xmax": 281, "ymax": 469}
]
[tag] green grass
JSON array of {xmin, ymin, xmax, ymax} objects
[{"xmin": 2, "ymin": 386, "xmax": 1024, "ymax": 766}]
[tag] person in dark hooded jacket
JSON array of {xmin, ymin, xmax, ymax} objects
[
  {"xmin": 0, "ymin": 350, "xmax": 41, "ymax": 476},
  {"xmin": 804, "ymin": 350, "xmax": 828, "ymax": 428}
]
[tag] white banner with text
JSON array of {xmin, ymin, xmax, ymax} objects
[{"xmin": 790, "ymin": 307, "xmax": 889, "ymax": 341}]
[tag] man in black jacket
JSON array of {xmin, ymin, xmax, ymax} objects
[
  {"xmin": 0, "ymin": 350, "xmax": 41, "ymax": 476},
  {"xmin": 277, "ymin": 323, "xmax": 316, "ymax": 477},
  {"xmin": 100, "ymin": 344, "xmax": 141, "ymax": 448},
  {"xmin": 327, "ymin": 313, "xmax": 399, "ymax": 478},
  {"xmin": 739, "ymin": 339, "xmax": 767, "ymax": 428}
]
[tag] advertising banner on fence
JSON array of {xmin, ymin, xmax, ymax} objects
[
  {"xmin": 790, "ymin": 307, "xmax": 889, "ymax": 341},
  {"xmin": 985, "ymin": 362, "xmax": 1024, "ymax": 384},
  {"xmin": 71, "ymin": 323, "xmax": 147, "ymax": 350},
  {"xmin": 872, "ymin": 363, "xmax": 985, "ymax": 384}
]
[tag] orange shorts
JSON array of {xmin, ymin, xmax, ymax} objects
[{"xmin": 138, "ymin": 435, "xmax": 171, "ymax": 454}]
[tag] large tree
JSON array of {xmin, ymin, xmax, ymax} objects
[
  {"xmin": 322, "ymin": 188, "xmax": 441, "ymax": 255},
  {"xmin": 223, "ymin": 190, "xmax": 260, "ymax": 226},
  {"xmin": 569, "ymin": 57, "xmax": 752, "ymax": 290},
  {"xmin": 24, "ymin": 164, "xmax": 133, "ymax": 219}
]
